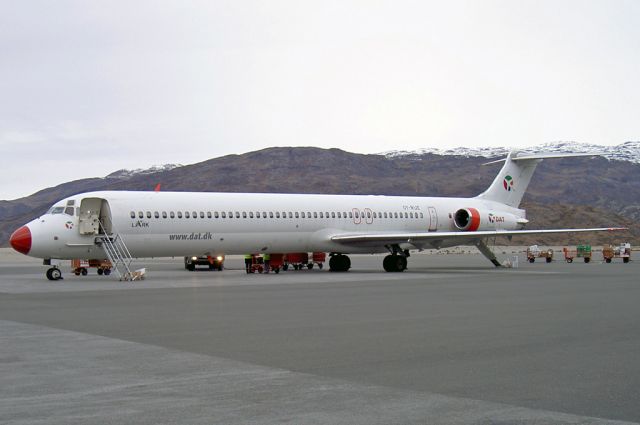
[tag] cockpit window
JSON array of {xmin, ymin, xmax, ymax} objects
[
  {"xmin": 64, "ymin": 207, "xmax": 75, "ymax": 216},
  {"xmin": 49, "ymin": 206, "xmax": 65, "ymax": 215}
]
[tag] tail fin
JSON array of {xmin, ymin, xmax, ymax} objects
[{"xmin": 476, "ymin": 151, "xmax": 599, "ymax": 208}]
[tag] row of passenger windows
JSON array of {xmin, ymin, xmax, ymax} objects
[{"xmin": 130, "ymin": 210, "xmax": 425, "ymax": 220}]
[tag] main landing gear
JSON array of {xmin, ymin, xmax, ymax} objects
[
  {"xmin": 383, "ymin": 245, "xmax": 410, "ymax": 272},
  {"xmin": 329, "ymin": 254, "xmax": 351, "ymax": 272}
]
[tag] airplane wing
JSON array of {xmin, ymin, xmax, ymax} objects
[{"xmin": 331, "ymin": 227, "xmax": 627, "ymax": 247}]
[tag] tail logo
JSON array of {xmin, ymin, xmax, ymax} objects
[{"xmin": 503, "ymin": 175, "xmax": 514, "ymax": 191}]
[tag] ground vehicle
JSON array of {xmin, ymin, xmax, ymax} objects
[
  {"xmin": 562, "ymin": 245, "xmax": 592, "ymax": 263},
  {"xmin": 526, "ymin": 245, "xmax": 553, "ymax": 263},
  {"xmin": 71, "ymin": 259, "xmax": 112, "ymax": 276},
  {"xmin": 602, "ymin": 243, "xmax": 631, "ymax": 263},
  {"xmin": 184, "ymin": 255, "xmax": 224, "ymax": 271}
]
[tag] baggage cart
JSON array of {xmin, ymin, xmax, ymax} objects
[
  {"xmin": 603, "ymin": 243, "xmax": 631, "ymax": 263},
  {"xmin": 268, "ymin": 254, "xmax": 284, "ymax": 273},
  {"xmin": 563, "ymin": 245, "xmax": 591, "ymax": 263},
  {"xmin": 526, "ymin": 245, "xmax": 553, "ymax": 263},
  {"xmin": 312, "ymin": 252, "xmax": 326, "ymax": 269},
  {"xmin": 284, "ymin": 252, "xmax": 309, "ymax": 270}
]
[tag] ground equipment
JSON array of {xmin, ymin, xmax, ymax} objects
[{"xmin": 526, "ymin": 245, "xmax": 554, "ymax": 263}]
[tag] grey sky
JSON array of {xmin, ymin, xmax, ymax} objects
[{"xmin": 1, "ymin": 0, "xmax": 639, "ymax": 200}]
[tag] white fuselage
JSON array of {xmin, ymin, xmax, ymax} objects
[{"xmin": 24, "ymin": 191, "xmax": 526, "ymax": 260}]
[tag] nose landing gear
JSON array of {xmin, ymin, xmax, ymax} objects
[{"xmin": 45, "ymin": 267, "xmax": 63, "ymax": 281}]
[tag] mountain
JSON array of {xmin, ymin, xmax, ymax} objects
[{"xmin": 1, "ymin": 146, "xmax": 638, "ymax": 247}]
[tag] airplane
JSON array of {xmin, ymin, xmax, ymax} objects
[{"xmin": 9, "ymin": 151, "xmax": 626, "ymax": 280}]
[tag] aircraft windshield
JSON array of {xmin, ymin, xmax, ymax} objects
[{"xmin": 48, "ymin": 206, "xmax": 65, "ymax": 215}]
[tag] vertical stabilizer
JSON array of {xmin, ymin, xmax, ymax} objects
[
  {"xmin": 475, "ymin": 151, "xmax": 599, "ymax": 208},
  {"xmin": 475, "ymin": 151, "xmax": 541, "ymax": 208}
]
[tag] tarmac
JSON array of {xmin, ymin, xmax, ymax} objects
[{"xmin": 1, "ymin": 247, "xmax": 639, "ymax": 425}]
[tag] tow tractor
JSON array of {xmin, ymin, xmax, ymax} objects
[{"xmin": 71, "ymin": 259, "xmax": 113, "ymax": 276}]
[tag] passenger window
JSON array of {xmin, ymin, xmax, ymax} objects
[
  {"xmin": 331, "ymin": 212, "xmax": 336, "ymax": 218},
  {"xmin": 185, "ymin": 211, "xmax": 190, "ymax": 218},
  {"xmin": 319, "ymin": 212, "xmax": 324, "ymax": 218},
  {"xmin": 243, "ymin": 212, "xmax": 247, "ymax": 218},
  {"xmin": 249, "ymin": 212, "xmax": 254, "ymax": 218},
  {"xmin": 178, "ymin": 211, "xmax": 183, "ymax": 218},
  {"xmin": 384, "ymin": 212, "xmax": 388, "ymax": 218},
  {"xmin": 214, "ymin": 211, "xmax": 219, "ymax": 218},
  {"xmin": 276, "ymin": 212, "xmax": 280, "ymax": 218},
  {"xmin": 410, "ymin": 212, "xmax": 414, "ymax": 218},
  {"xmin": 405, "ymin": 212, "xmax": 409, "ymax": 218},
  {"xmin": 207, "ymin": 211, "xmax": 211, "ymax": 218},
  {"xmin": 162, "ymin": 211, "xmax": 167, "ymax": 218},
  {"xmin": 200, "ymin": 212, "xmax": 205, "ymax": 218},
  {"xmin": 256, "ymin": 211, "xmax": 260, "ymax": 218},
  {"xmin": 146, "ymin": 211, "xmax": 151, "ymax": 219},
  {"xmin": 300, "ymin": 212, "xmax": 305, "ymax": 218},
  {"xmin": 394, "ymin": 212, "xmax": 398, "ymax": 218},
  {"xmin": 314, "ymin": 212, "xmax": 318, "ymax": 218},
  {"xmin": 154, "ymin": 211, "xmax": 160, "ymax": 218},
  {"xmin": 263, "ymin": 212, "xmax": 267, "ymax": 218},
  {"xmin": 295, "ymin": 212, "xmax": 300, "ymax": 218},
  {"xmin": 228, "ymin": 211, "xmax": 233, "ymax": 218},
  {"xmin": 221, "ymin": 212, "xmax": 226, "ymax": 218},
  {"xmin": 288, "ymin": 212, "xmax": 293, "ymax": 218},
  {"xmin": 337, "ymin": 212, "xmax": 342, "ymax": 218},
  {"xmin": 269, "ymin": 212, "xmax": 274, "ymax": 218},
  {"xmin": 235, "ymin": 212, "xmax": 240, "ymax": 218},
  {"xmin": 349, "ymin": 212, "xmax": 353, "ymax": 218},
  {"xmin": 170, "ymin": 211, "xmax": 175, "ymax": 218},
  {"xmin": 130, "ymin": 211, "xmax": 135, "ymax": 219},
  {"xmin": 192, "ymin": 211, "xmax": 197, "ymax": 218},
  {"xmin": 138, "ymin": 211, "xmax": 144, "ymax": 219}
]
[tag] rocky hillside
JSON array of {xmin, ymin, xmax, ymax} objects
[{"xmin": 1, "ymin": 147, "xmax": 638, "ymax": 247}]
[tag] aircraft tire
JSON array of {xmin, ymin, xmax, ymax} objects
[
  {"xmin": 383, "ymin": 255, "xmax": 406, "ymax": 272},
  {"xmin": 329, "ymin": 255, "xmax": 350, "ymax": 272},
  {"xmin": 47, "ymin": 267, "xmax": 62, "ymax": 281}
]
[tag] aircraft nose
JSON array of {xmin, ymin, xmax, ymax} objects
[{"xmin": 10, "ymin": 225, "xmax": 32, "ymax": 255}]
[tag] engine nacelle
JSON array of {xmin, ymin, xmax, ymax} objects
[
  {"xmin": 453, "ymin": 208, "xmax": 481, "ymax": 231},
  {"xmin": 453, "ymin": 208, "xmax": 525, "ymax": 231}
]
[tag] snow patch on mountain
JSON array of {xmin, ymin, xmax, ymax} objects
[
  {"xmin": 382, "ymin": 141, "xmax": 640, "ymax": 164},
  {"xmin": 106, "ymin": 164, "xmax": 183, "ymax": 180}
]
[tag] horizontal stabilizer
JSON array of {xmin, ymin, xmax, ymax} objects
[{"xmin": 483, "ymin": 152, "xmax": 602, "ymax": 165}]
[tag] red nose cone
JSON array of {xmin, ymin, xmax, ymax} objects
[{"xmin": 10, "ymin": 226, "xmax": 31, "ymax": 255}]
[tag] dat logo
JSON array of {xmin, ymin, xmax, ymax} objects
[
  {"xmin": 503, "ymin": 175, "xmax": 514, "ymax": 191},
  {"xmin": 488, "ymin": 213, "xmax": 505, "ymax": 223}
]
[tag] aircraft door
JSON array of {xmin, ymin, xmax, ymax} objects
[
  {"xmin": 428, "ymin": 207, "xmax": 438, "ymax": 231},
  {"xmin": 78, "ymin": 198, "xmax": 110, "ymax": 235}
]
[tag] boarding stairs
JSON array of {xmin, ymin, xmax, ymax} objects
[{"xmin": 96, "ymin": 222, "xmax": 140, "ymax": 281}]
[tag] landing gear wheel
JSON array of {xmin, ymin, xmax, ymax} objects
[
  {"xmin": 383, "ymin": 255, "xmax": 407, "ymax": 272},
  {"xmin": 46, "ymin": 267, "xmax": 62, "ymax": 281},
  {"xmin": 329, "ymin": 255, "xmax": 351, "ymax": 272},
  {"xmin": 97, "ymin": 268, "xmax": 104, "ymax": 275}
]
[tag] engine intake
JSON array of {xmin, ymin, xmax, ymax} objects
[{"xmin": 453, "ymin": 208, "xmax": 481, "ymax": 231}]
